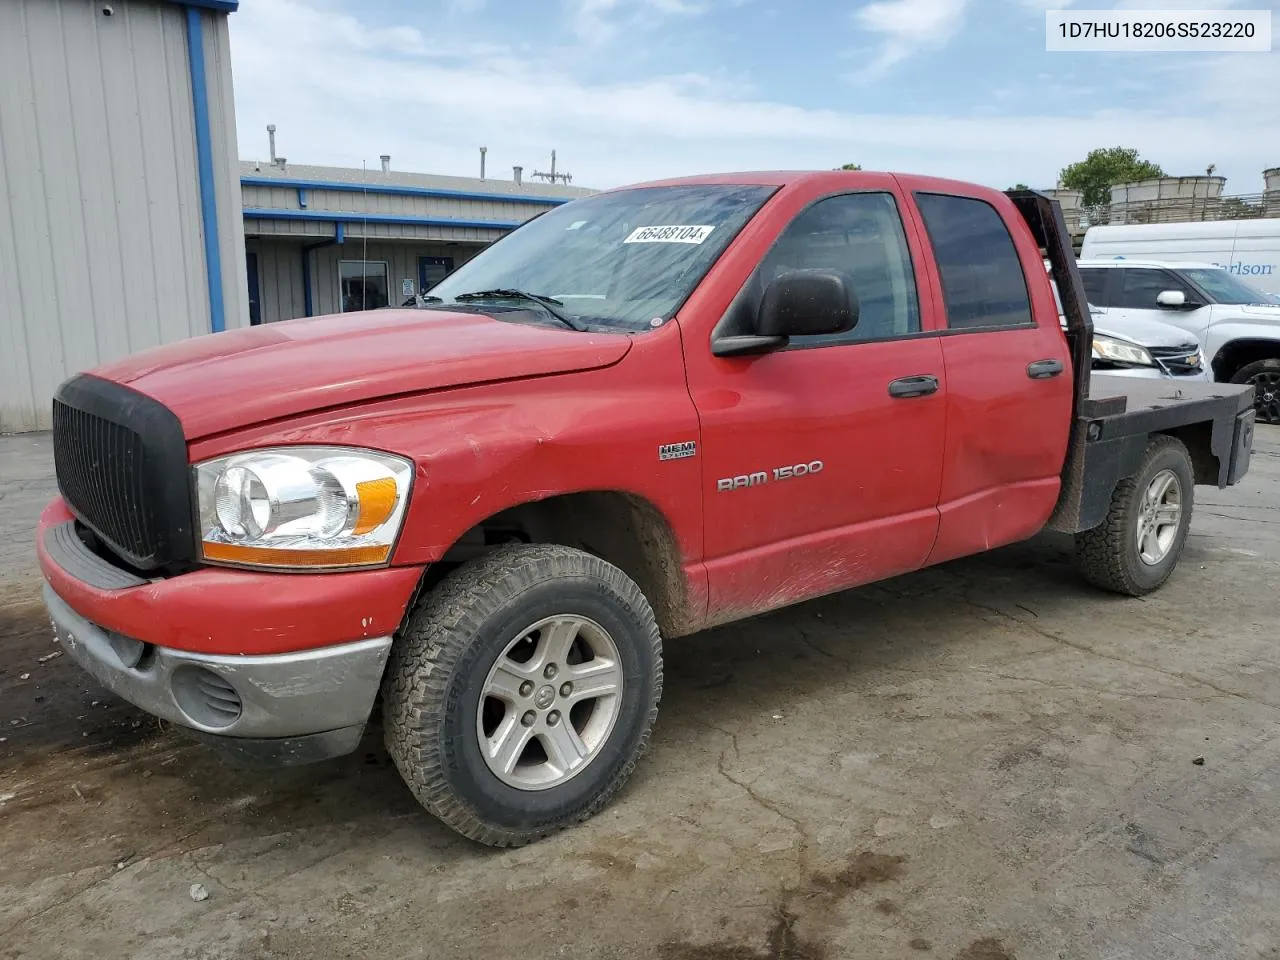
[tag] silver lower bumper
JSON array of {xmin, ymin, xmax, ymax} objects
[{"xmin": 43, "ymin": 585, "xmax": 392, "ymax": 746}]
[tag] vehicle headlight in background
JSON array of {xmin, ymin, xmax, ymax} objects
[
  {"xmin": 195, "ymin": 447, "xmax": 413, "ymax": 569},
  {"xmin": 1091, "ymin": 335, "xmax": 1156, "ymax": 367}
]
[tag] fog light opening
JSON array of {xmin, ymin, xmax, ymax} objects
[{"xmin": 171, "ymin": 666, "xmax": 243, "ymax": 729}]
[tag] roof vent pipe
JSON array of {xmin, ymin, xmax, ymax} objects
[
  {"xmin": 267, "ymin": 124, "xmax": 277, "ymax": 162},
  {"xmin": 480, "ymin": 146, "xmax": 487, "ymax": 180},
  {"xmin": 380, "ymin": 154, "xmax": 391, "ymax": 175},
  {"xmin": 513, "ymin": 165, "xmax": 523, "ymax": 186}
]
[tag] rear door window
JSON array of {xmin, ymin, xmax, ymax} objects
[
  {"xmin": 1079, "ymin": 268, "xmax": 1113, "ymax": 306},
  {"xmin": 914, "ymin": 193, "xmax": 1033, "ymax": 330}
]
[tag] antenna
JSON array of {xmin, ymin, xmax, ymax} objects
[{"xmin": 532, "ymin": 149, "xmax": 574, "ymax": 185}]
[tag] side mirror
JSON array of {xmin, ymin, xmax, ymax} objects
[
  {"xmin": 1156, "ymin": 290, "xmax": 1186, "ymax": 308},
  {"xmin": 757, "ymin": 269, "xmax": 860, "ymax": 339}
]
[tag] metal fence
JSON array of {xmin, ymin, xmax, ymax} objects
[{"xmin": 1080, "ymin": 192, "xmax": 1279, "ymax": 229}]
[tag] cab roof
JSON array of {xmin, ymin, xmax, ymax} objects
[{"xmin": 603, "ymin": 170, "xmax": 1012, "ymax": 204}]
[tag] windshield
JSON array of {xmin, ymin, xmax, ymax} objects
[
  {"xmin": 425, "ymin": 184, "xmax": 777, "ymax": 332},
  {"xmin": 1183, "ymin": 268, "xmax": 1275, "ymax": 305}
]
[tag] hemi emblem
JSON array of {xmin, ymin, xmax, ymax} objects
[{"xmin": 659, "ymin": 441, "xmax": 697, "ymax": 461}]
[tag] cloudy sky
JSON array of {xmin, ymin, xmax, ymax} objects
[{"xmin": 227, "ymin": 0, "xmax": 1280, "ymax": 194}]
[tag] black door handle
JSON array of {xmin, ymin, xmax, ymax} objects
[
  {"xmin": 1027, "ymin": 358, "xmax": 1065, "ymax": 379},
  {"xmin": 888, "ymin": 375, "xmax": 939, "ymax": 398}
]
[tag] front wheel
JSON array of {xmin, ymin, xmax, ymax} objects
[
  {"xmin": 1074, "ymin": 434, "xmax": 1195, "ymax": 596},
  {"xmin": 382, "ymin": 544, "xmax": 663, "ymax": 847},
  {"xmin": 1229, "ymin": 358, "xmax": 1280, "ymax": 425}
]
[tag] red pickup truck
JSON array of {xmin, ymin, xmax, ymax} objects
[{"xmin": 37, "ymin": 171, "xmax": 1255, "ymax": 847}]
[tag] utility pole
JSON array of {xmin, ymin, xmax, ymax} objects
[{"xmin": 532, "ymin": 149, "xmax": 573, "ymax": 185}]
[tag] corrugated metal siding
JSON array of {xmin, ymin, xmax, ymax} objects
[
  {"xmin": 248, "ymin": 239, "xmax": 485, "ymax": 321},
  {"xmin": 312, "ymin": 242, "xmax": 485, "ymax": 316},
  {"xmin": 245, "ymin": 218, "xmax": 511, "ymax": 243},
  {"xmin": 203, "ymin": 10, "xmax": 250, "ymax": 333},
  {"xmin": 0, "ymin": 0, "xmax": 245, "ymax": 433},
  {"xmin": 240, "ymin": 183, "xmax": 558, "ymax": 226},
  {"xmin": 246, "ymin": 240, "xmax": 307, "ymax": 324}
]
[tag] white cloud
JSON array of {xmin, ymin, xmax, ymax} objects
[
  {"xmin": 228, "ymin": 0, "xmax": 1280, "ymax": 194},
  {"xmin": 851, "ymin": 0, "xmax": 970, "ymax": 78},
  {"xmin": 567, "ymin": 0, "xmax": 705, "ymax": 44}
]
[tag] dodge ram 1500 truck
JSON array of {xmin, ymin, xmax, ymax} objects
[{"xmin": 37, "ymin": 171, "xmax": 1256, "ymax": 847}]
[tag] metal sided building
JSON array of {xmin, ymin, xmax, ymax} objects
[
  {"xmin": 0, "ymin": 0, "xmax": 249, "ymax": 433},
  {"xmin": 240, "ymin": 161, "xmax": 595, "ymax": 323}
]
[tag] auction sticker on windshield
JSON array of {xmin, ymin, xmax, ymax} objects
[{"xmin": 624, "ymin": 225, "xmax": 716, "ymax": 244}]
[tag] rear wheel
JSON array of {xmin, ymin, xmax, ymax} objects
[
  {"xmin": 1074, "ymin": 435, "xmax": 1195, "ymax": 596},
  {"xmin": 1229, "ymin": 358, "xmax": 1280, "ymax": 425},
  {"xmin": 382, "ymin": 544, "xmax": 662, "ymax": 847}
]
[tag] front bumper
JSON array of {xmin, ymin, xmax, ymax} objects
[
  {"xmin": 1092, "ymin": 364, "xmax": 1210, "ymax": 382},
  {"xmin": 45, "ymin": 585, "xmax": 392, "ymax": 762},
  {"xmin": 36, "ymin": 498, "xmax": 422, "ymax": 765}
]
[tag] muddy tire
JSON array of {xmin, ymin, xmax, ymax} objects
[
  {"xmin": 1229, "ymin": 358, "xmax": 1280, "ymax": 425},
  {"xmin": 382, "ymin": 544, "xmax": 662, "ymax": 847},
  {"xmin": 1074, "ymin": 435, "xmax": 1195, "ymax": 597}
]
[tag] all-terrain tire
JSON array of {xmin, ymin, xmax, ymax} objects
[
  {"xmin": 1074, "ymin": 434, "xmax": 1195, "ymax": 597},
  {"xmin": 382, "ymin": 544, "xmax": 662, "ymax": 847},
  {"xmin": 1229, "ymin": 358, "xmax": 1280, "ymax": 425}
]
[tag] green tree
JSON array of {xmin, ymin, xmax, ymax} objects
[
  {"xmin": 1007, "ymin": 183, "xmax": 1031, "ymax": 191},
  {"xmin": 838, "ymin": 163, "xmax": 862, "ymax": 170},
  {"xmin": 1059, "ymin": 147, "xmax": 1165, "ymax": 206}
]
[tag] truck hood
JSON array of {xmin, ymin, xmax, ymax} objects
[
  {"xmin": 1235, "ymin": 303, "xmax": 1280, "ymax": 321},
  {"xmin": 1092, "ymin": 314, "xmax": 1199, "ymax": 349},
  {"xmin": 91, "ymin": 309, "xmax": 633, "ymax": 439}
]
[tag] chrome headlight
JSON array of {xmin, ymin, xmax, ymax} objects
[
  {"xmin": 194, "ymin": 446, "xmax": 413, "ymax": 569},
  {"xmin": 1092, "ymin": 335, "xmax": 1155, "ymax": 367}
]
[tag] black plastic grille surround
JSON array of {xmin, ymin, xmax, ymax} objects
[
  {"xmin": 1148, "ymin": 343, "xmax": 1204, "ymax": 375},
  {"xmin": 51, "ymin": 374, "xmax": 196, "ymax": 572}
]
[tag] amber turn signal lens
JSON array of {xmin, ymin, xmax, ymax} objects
[
  {"xmin": 352, "ymin": 477, "xmax": 399, "ymax": 535},
  {"xmin": 201, "ymin": 542, "xmax": 391, "ymax": 568}
]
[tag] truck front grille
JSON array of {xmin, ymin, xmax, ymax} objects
[
  {"xmin": 52, "ymin": 401, "xmax": 159, "ymax": 565},
  {"xmin": 51, "ymin": 375, "xmax": 195, "ymax": 572},
  {"xmin": 1149, "ymin": 343, "xmax": 1203, "ymax": 376}
]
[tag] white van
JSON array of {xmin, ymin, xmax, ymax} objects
[{"xmin": 1081, "ymin": 219, "xmax": 1280, "ymax": 299}]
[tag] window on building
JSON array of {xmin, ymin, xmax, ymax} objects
[
  {"xmin": 756, "ymin": 192, "xmax": 920, "ymax": 346},
  {"xmin": 339, "ymin": 261, "xmax": 389, "ymax": 312},
  {"xmin": 915, "ymin": 193, "xmax": 1033, "ymax": 330}
]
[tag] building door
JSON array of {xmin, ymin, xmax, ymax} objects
[
  {"xmin": 419, "ymin": 256, "xmax": 455, "ymax": 294},
  {"xmin": 246, "ymin": 251, "xmax": 261, "ymax": 325}
]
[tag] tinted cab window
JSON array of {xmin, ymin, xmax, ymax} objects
[
  {"xmin": 1079, "ymin": 268, "xmax": 1112, "ymax": 306},
  {"xmin": 914, "ymin": 194, "xmax": 1032, "ymax": 329}
]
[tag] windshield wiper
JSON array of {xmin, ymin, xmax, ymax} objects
[{"xmin": 451, "ymin": 289, "xmax": 588, "ymax": 331}]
